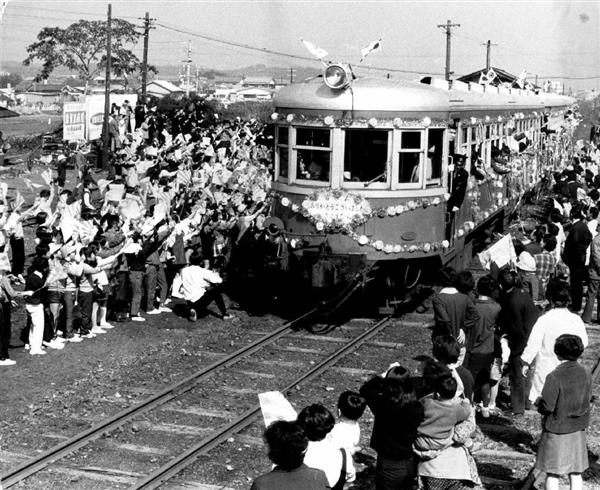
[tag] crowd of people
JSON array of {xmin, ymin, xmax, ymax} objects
[
  {"xmin": 0, "ymin": 98, "xmax": 279, "ymax": 364},
  {"xmin": 251, "ymin": 147, "xmax": 600, "ymax": 490},
  {"xmin": 0, "ymin": 97, "xmax": 597, "ymax": 488}
]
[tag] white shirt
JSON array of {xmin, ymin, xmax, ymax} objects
[
  {"xmin": 304, "ymin": 438, "xmax": 353, "ymax": 487},
  {"xmin": 174, "ymin": 265, "xmax": 222, "ymax": 303},
  {"xmin": 328, "ymin": 419, "xmax": 360, "ymax": 456},
  {"xmin": 521, "ymin": 308, "xmax": 588, "ymax": 402}
]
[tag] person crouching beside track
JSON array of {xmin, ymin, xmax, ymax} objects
[{"xmin": 173, "ymin": 252, "xmax": 232, "ymax": 321}]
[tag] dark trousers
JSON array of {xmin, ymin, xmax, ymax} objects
[
  {"xmin": 190, "ymin": 286, "xmax": 227, "ymax": 317},
  {"xmin": 582, "ymin": 275, "xmax": 600, "ymax": 323},
  {"xmin": 114, "ymin": 271, "xmax": 129, "ymax": 314},
  {"xmin": 375, "ymin": 455, "xmax": 417, "ymax": 490},
  {"xmin": 508, "ymin": 353, "xmax": 531, "ymax": 414},
  {"xmin": 0, "ymin": 302, "xmax": 10, "ymax": 359},
  {"xmin": 78, "ymin": 291, "xmax": 93, "ymax": 334},
  {"xmin": 145, "ymin": 264, "xmax": 158, "ymax": 310},
  {"xmin": 63, "ymin": 291, "xmax": 76, "ymax": 335},
  {"xmin": 129, "ymin": 270, "xmax": 144, "ymax": 315},
  {"xmin": 569, "ymin": 264, "xmax": 587, "ymax": 311},
  {"xmin": 10, "ymin": 236, "xmax": 24, "ymax": 275}
]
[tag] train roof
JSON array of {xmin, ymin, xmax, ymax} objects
[{"xmin": 273, "ymin": 75, "xmax": 575, "ymax": 116}]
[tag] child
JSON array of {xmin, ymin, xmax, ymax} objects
[
  {"xmin": 414, "ymin": 375, "xmax": 472, "ymax": 460},
  {"xmin": 534, "ymin": 334, "xmax": 592, "ymax": 490},
  {"xmin": 328, "ymin": 390, "xmax": 366, "ymax": 457}
]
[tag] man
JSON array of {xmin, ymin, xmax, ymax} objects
[
  {"xmin": 562, "ymin": 206, "xmax": 592, "ymax": 312},
  {"xmin": 445, "ymin": 154, "xmax": 468, "ymax": 240},
  {"xmin": 174, "ymin": 252, "xmax": 231, "ymax": 321},
  {"xmin": 582, "ymin": 229, "xmax": 600, "ymax": 325},
  {"xmin": 534, "ymin": 236, "xmax": 558, "ymax": 302},
  {"xmin": 498, "ymin": 270, "xmax": 539, "ymax": 415}
]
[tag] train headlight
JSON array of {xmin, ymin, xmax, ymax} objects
[{"xmin": 324, "ymin": 63, "xmax": 352, "ymax": 90}]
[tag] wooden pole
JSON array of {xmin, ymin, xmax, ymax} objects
[
  {"xmin": 141, "ymin": 11, "xmax": 150, "ymax": 103},
  {"xmin": 101, "ymin": 3, "xmax": 112, "ymax": 170}
]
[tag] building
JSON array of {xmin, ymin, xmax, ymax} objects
[
  {"xmin": 457, "ymin": 67, "xmax": 539, "ymax": 90},
  {"xmin": 17, "ymin": 82, "xmax": 75, "ymax": 104},
  {"xmin": 143, "ymin": 80, "xmax": 185, "ymax": 99}
]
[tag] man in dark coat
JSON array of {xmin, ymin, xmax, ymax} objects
[
  {"xmin": 445, "ymin": 154, "xmax": 469, "ymax": 240},
  {"xmin": 498, "ymin": 270, "xmax": 539, "ymax": 415},
  {"xmin": 563, "ymin": 206, "xmax": 592, "ymax": 312}
]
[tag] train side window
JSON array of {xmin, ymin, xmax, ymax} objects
[
  {"xmin": 276, "ymin": 126, "xmax": 289, "ymax": 180},
  {"xmin": 426, "ymin": 128, "xmax": 444, "ymax": 186},
  {"xmin": 343, "ymin": 129, "xmax": 389, "ymax": 184},
  {"xmin": 293, "ymin": 127, "xmax": 331, "ymax": 184},
  {"xmin": 397, "ymin": 131, "xmax": 422, "ymax": 184}
]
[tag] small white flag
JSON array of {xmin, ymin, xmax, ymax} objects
[
  {"xmin": 514, "ymin": 69, "xmax": 527, "ymax": 89},
  {"xmin": 360, "ymin": 38, "xmax": 383, "ymax": 62},
  {"xmin": 301, "ymin": 38, "xmax": 328, "ymax": 60}
]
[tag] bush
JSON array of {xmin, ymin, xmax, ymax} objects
[{"xmin": 220, "ymin": 100, "xmax": 274, "ymax": 122}]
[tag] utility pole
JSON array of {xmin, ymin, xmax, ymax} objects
[
  {"xmin": 438, "ymin": 20, "xmax": 460, "ymax": 81},
  {"xmin": 101, "ymin": 3, "xmax": 112, "ymax": 171},
  {"xmin": 182, "ymin": 41, "xmax": 192, "ymax": 97},
  {"xmin": 481, "ymin": 40, "xmax": 497, "ymax": 72},
  {"xmin": 141, "ymin": 12, "xmax": 154, "ymax": 104}
]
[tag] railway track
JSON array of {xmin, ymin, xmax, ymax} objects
[{"xmin": 1, "ymin": 309, "xmax": 400, "ymax": 489}]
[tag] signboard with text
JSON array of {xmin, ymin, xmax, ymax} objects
[
  {"xmin": 62, "ymin": 94, "xmax": 138, "ymax": 142},
  {"xmin": 62, "ymin": 103, "xmax": 87, "ymax": 142}
]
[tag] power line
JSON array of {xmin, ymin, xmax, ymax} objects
[{"xmin": 154, "ymin": 22, "xmax": 444, "ymax": 76}]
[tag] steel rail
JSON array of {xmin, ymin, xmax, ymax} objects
[
  {"xmin": 128, "ymin": 316, "xmax": 393, "ymax": 490},
  {"xmin": 1, "ymin": 306, "xmax": 320, "ymax": 488}
]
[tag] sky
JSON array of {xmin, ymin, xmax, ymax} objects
[{"xmin": 1, "ymin": 0, "xmax": 599, "ymax": 90}]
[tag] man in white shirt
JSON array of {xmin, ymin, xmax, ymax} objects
[{"xmin": 173, "ymin": 252, "xmax": 231, "ymax": 321}]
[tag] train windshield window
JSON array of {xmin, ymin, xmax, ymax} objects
[
  {"xmin": 293, "ymin": 127, "xmax": 331, "ymax": 183},
  {"xmin": 343, "ymin": 129, "xmax": 388, "ymax": 183},
  {"xmin": 276, "ymin": 127, "xmax": 289, "ymax": 179},
  {"xmin": 426, "ymin": 128, "xmax": 444, "ymax": 186}
]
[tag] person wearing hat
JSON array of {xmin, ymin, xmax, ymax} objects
[
  {"xmin": 445, "ymin": 154, "xmax": 469, "ymax": 240},
  {"xmin": 516, "ymin": 251, "xmax": 539, "ymax": 302},
  {"xmin": 521, "ymin": 278, "xmax": 588, "ymax": 408}
]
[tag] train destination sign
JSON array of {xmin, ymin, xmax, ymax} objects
[{"xmin": 302, "ymin": 189, "xmax": 372, "ymax": 230}]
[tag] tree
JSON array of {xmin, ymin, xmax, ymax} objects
[{"xmin": 23, "ymin": 19, "xmax": 156, "ymax": 91}]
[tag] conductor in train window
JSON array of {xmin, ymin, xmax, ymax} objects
[{"xmin": 446, "ymin": 154, "xmax": 469, "ymax": 240}]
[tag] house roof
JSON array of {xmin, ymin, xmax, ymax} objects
[
  {"xmin": 146, "ymin": 80, "xmax": 184, "ymax": 93},
  {"xmin": 0, "ymin": 106, "xmax": 19, "ymax": 118},
  {"xmin": 457, "ymin": 67, "xmax": 539, "ymax": 89},
  {"xmin": 243, "ymin": 76, "xmax": 275, "ymax": 85}
]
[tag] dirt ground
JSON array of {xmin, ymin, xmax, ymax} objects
[
  {"xmin": 1, "ymin": 160, "xmax": 600, "ymax": 489},
  {"xmin": 1, "ymin": 113, "xmax": 62, "ymax": 138}
]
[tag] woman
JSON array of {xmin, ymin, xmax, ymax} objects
[
  {"xmin": 360, "ymin": 365, "xmax": 425, "ymax": 489},
  {"xmin": 432, "ymin": 268, "xmax": 479, "ymax": 364},
  {"xmin": 521, "ymin": 278, "xmax": 588, "ymax": 405},
  {"xmin": 535, "ymin": 334, "xmax": 592, "ymax": 490}
]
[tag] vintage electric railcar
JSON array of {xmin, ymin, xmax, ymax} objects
[{"xmin": 269, "ymin": 63, "xmax": 575, "ymax": 297}]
